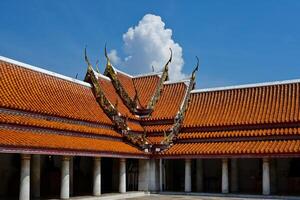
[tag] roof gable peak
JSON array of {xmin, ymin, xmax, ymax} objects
[
  {"xmin": 164, "ymin": 79, "xmax": 190, "ymax": 86},
  {"xmin": 134, "ymin": 71, "xmax": 163, "ymax": 78}
]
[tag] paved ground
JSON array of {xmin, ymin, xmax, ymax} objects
[
  {"xmin": 125, "ymin": 195, "xmax": 247, "ymax": 200},
  {"xmin": 22, "ymin": 192, "xmax": 300, "ymax": 200},
  {"xmin": 125, "ymin": 194, "xmax": 299, "ymax": 200}
]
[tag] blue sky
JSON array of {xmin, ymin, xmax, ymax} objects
[{"xmin": 1, "ymin": 0, "xmax": 300, "ymax": 88}]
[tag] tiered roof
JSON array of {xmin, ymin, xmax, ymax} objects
[
  {"xmin": 142, "ymin": 81, "xmax": 189, "ymax": 145},
  {"xmin": 183, "ymin": 81, "xmax": 299, "ymax": 127},
  {"xmin": 161, "ymin": 81, "xmax": 300, "ymax": 158},
  {"xmin": 1, "ymin": 53, "xmax": 299, "ymax": 159},
  {"xmin": 0, "ymin": 57, "xmax": 146, "ymax": 158},
  {"xmin": 0, "ymin": 59, "xmax": 112, "ymax": 125}
]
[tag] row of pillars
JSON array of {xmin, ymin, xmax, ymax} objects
[
  {"xmin": 183, "ymin": 158, "xmax": 271, "ymax": 195},
  {"xmin": 19, "ymin": 154, "xmax": 127, "ymax": 200}
]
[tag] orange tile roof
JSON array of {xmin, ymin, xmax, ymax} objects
[
  {"xmin": 97, "ymin": 76, "xmax": 136, "ymax": 119},
  {"xmin": 0, "ymin": 61, "xmax": 112, "ymax": 125},
  {"xmin": 117, "ymin": 72, "xmax": 137, "ymax": 102},
  {"xmin": 0, "ymin": 112, "xmax": 121, "ymax": 138},
  {"xmin": 183, "ymin": 82, "xmax": 300, "ymax": 128},
  {"xmin": 147, "ymin": 136, "xmax": 164, "ymax": 144},
  {"xmin": 2, "ymin": 57, "xmax": 300, "ymax": 158},
  {"xmin": 0, "ymin": 128, "xmax": 145, "ymax": 156},
  {"xmin": 178, "ymin": 128, "xmax": 300, "ymax": 140},
  {"xmin": 145, "ymin": 82, "xmax": 187, "ymax": 120},
  {"xmin": 127, "ymin": 120, "xmax": 144, "ymax": 132},
  {"xmin": 133, "ymin": 75, "xmax": 160, "ymax": 108},
  {"xmin": 162, "ymin": 140, "xmax": 300, "ymax": 157},
  {"xmin": 143, "ymin": 124, "xmax": 173, "ymax": 133}
]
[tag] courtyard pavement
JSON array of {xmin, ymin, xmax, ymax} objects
[
  {"xmin": 34, "ymin": 192, "xmax": 300, "ymax": 200},
  {"xmin": 124, "ymin": 193, "xmax": 300, "ymax": 200}
]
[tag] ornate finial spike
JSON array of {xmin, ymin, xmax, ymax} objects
[
  {"xmin": 104, "ymin": 43, "xmax": 111, "ymax": 66},
  {"xmin": 194, "ymin": 56, "xmax": 199, "ymax": 72},
  {"xmin": 75, "ymin": 73, "xmax": 78, "ymax": 79},
  {"xmin": 95, "ymin": 60, "xmax": 100, "ymax": 73},
  {"xmin": 104, "ymin": 43, "xmax": 108, "ymax": 58},
  {"xmin": 192, "ymin": 56, "xmax": 199, "ymax": 80},
  {"xmin": 84, "ymin": 46, "xmax": 91, "ymax": 66},
  {"xmin": 146, "ymin": 48, "xmax": 172, "ymax": 109},
  {"xmin": 168, "ymin": 48, "xmax": 173, "ymax": 63},
  {"xmin": 164, "ymin": 48, "xmax": 172, "ymax": 72},
  {"xmin": 152, "ymin": 65, "xmax": 155, "ymax": 72}
]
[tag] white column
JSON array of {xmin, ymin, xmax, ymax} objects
[
  {"xmin": 32, "ymin": 155, "xmax": 40, "ymax": 198},
  {"xmin": 93, "ymin": 157, "xmax": 101, "ymax": 196},
  {"xmin": 149, "ymin": 159, "xmax": 159, "ymax": 191},
  {"xmin": 222, "ymin": 158, "xmax": 229, "ymax": 193},
  {"xmin": 138, "ymin": 159, "xmax": 150, "ymax": 191},
  {"xmin": 196, "ymin": 159, "xmax": 203, "ymax": 192},
  {"xmin": 60, "ymin": 156, "xmax": 70, "ymax": 199},
  {"xmin": 20, "ymin": 154, "xmax": 30, "ymax": 200},
  {"xmin": 231, "ymin": 158, "xmax": 238, "ymax": 193},
  {"xmin": 119, "ymin": 158, "xmax": 126, "ymax": 193},
  {"xmin": 184, "ymin": 159, "xmax": 192, "ymax": 192},
  {"xmin": 159, "ymin": 159, "xmax": 163, "ymax": 191},
  {"xmin": 262, "ymin": 158, "xmax": 270, "ymax": 195}
]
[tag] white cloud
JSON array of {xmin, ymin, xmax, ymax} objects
[
  {"xmin": 110, "ymin": 14, "xmax": 185, "ymax": 80},
  {"xmin": 108, "ymin": 49, "xmax": 121, "ymax": 65}
]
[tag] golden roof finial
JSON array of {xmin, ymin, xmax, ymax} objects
[
  {"xmin": 104, "ymin": 43, "xmax": 112, "ymax": 67},
  {"xmin": 146, "ymin": 48, "xmax": 172, "ymax": 110},
  {"xmin": 165, "ymin": 48, "xmax": 172, "ymax": 72},
  {"xmin": 192, "ymin": 56, "xmax": 199, "ymax": 80},
  {"xmin": 84, "ymin": 46, "xmax": 92, "ymax": 67},
  {"xmin": 95, "ymin": 60, "xmax": 100, "ymax": 73}
]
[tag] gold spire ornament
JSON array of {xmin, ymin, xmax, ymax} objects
[
  {"xmin": 84, "ymin": 47, "xmax": 92, "ymax": 68},
  {"xmin": 103, "ymin": 44, "xmax": 138, "ymax": 113},
  {"xmin": 95, "ymin": 60, "xmax": 100, "ymax": 73},
  {"xmin": 104, "ymin": 43, "xmax": 112, "ymax": 67},
  {"xmin": 191, "ymin": 56, "xmax": 199, "ymax": 81},
  {"xmin": 147, "ymin": 48, "xmax": 172, "ymax": 110},
  {"xmin": 162, "ymin": 56, "xmax": 200, "ymax": 146}
]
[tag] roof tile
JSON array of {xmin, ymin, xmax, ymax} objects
[
  {"xmin": 97, "ymin": 76, "xmax": 136, "ymax": 119},
  {"xmin": 184, "ymin": 83, "xmax": 300, "ymax": 127},
  {"xmin": 0, "ymin": 61, "xmax": 112, "ymax": 125},
  {"xmin": 178, "ymin": 128, "xmax": 300, "ymax": 140},
  {"xmin": 145, "ymin": 82, "xmax": 187, "ymax": 120},
  {"xmin": 133, "ymin": 75, "xmax": 160, "ymax": 108},
  {"xmin": 0, "ymin": 112, "xmax": 121, "ymax": 138},
  {"xmin": 0, "ymin": 128, "xmax": 144, "ymax": 156},
  {"xmin": 162, "ymin": 140, "xmax": 300, "ymax": 156}
]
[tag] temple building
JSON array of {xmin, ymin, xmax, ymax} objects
[{"xmin": 0, "ymin": 48, "xmax": 299, "ymax": 200}]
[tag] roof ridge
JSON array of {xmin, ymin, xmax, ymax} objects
[
  {"xmin": 133, "ymin": 71, "xmax": 163, "ymax": 78},
  {"xmin": 113, "ymin": 66, "xmax": 134, "ymax": 78},
  {"xmin": 0, "ymin": 55, "xmax": 91, "ymax": 87},
  {"xmin": 93, "ymin": 70, "xmax": 111, "ymax": 81},
  {"xmin": 164, "ymin": 79, "xmax": 190, "ymax": 86},
  {"xmin": 104, "ymin": 62, "xmax": 164, "ymax": 79},
  {"xmin": 192, "ymin": 79, "xmax": 300, "ymax": 93}
]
